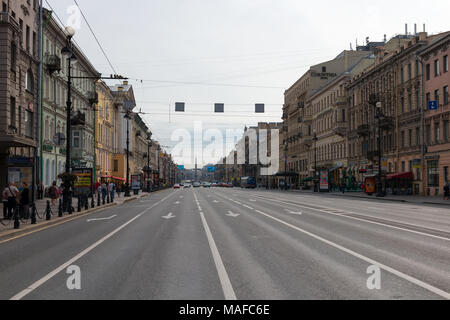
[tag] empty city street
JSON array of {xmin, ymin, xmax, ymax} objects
[{"xmin": 0, "ymin": 188, "xmax": 449, "ymax": 300}]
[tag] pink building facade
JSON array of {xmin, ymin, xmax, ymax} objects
[{"xmin": 421, "ymin": 34, "xmax": 450, "ymax": 196}]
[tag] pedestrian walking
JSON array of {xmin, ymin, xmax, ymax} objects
[
  {"xmin": 444, "ymin": 182, "xmax": 449, "ymax": 200},
  {"xmin": 109, "ymin": 181, "xmax": 115, "ymax": 202},
  {"xmin": 37, "ymin": 181, "xmax": 44, "ymax": 200},
  {"xmin": 101, "ymin": 182, "xmax": 107, "ymax": 203},
  {"xmin": 2, "ymin": 182, "xmax": 19, "ymax": 219},
  {"xmin": 341, "ymin": 181, "xmax": 346, "ymax": 194},
  {"xmin": 116, "ymin": 184, "xmax": 121, "ymax": 198},
  {"xmin": 2, "ymin": 184, "xmax": 9, "ymax": 219},
  {"xmin": 19, "ymin": 182, "xmax": 30, "ymax": 219},
  {"xmin": 48, "ymin": 181, "xmax": 59, "ymax": 206}
]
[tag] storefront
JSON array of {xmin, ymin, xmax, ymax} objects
[{"xmin": 385, "ymin": 172, "xmax": 414, "ymax": 195}]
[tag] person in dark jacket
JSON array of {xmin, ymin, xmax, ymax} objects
[
  {"xmin": 444, "ymin": 182, "xmax": 449, "ymax": 200},
  {"xmin": 20, "ymin": 182, "xmax": 30, "ymax": 219}
]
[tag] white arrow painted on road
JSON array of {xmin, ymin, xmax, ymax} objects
[
  {"xmin": 226, "ymin": 211, "xmax": 240, "ymax": 218},
  {"xmin": 175, "ymin": 201, "xmax": 181, "ymax": 204},
  {"xmin": 213, "ymin": 200, "xmax": 220, "ymax": 203},
  {"xmin": 285, "ymin": 209, "xmax": 302, "ymax": 215},
  {"xmin": 162, "ymin": 213, "xmax": 176, "ymax": 219},
  {"xmin": 87, "ymin": 215, "xmax": 117, "ymax": 222}
]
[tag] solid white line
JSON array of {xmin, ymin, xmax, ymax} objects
[
  {"xmin": 247, "ymin": 194, "xmax": 450, "ymax": 242},
  {"xmin": 199, "ymin": 211, "xmax": 237, "ymax": 300},
  {"xmin": 193, "ymin": 191, "xmax": 236, "ymax": 300},
  {"xmin": 243, "ymin": 205, "xmax": 254, "ymax": 210},
  {"xmin": 87, "ymin": 215, "xmax": 117, "ymax": 222},
  {"xmin": 10, "ymin": 191, "xmax": 176, "ymax": 300},
  {"xmin": 253, "ymin": 209, "xmax": 450, "ymax": 300}
]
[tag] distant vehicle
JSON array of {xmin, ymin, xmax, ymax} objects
[
  {"xmin": 180, "ymin": 183, "xmax": 184, "ymax": 187},
  {"xmin": 241, "ymin": 177, "xmax": 257, "ymax": 189},
  {"xmin": 193, "ymin": 182, "xmax": 201, "ymax": 188},
  {"xmin": 184, "ymin": 183, "xmax": 192, "ymax": 188},
  {"xmin": 219, "ymin": 182, "xmax": 228, "ymax": 188},
  {"xmin": 227, "ymin": 183, "xmax": 233, "ymax": 188},
  {"xmin": 211, "ymin": 183, "xmax": 218, "ymax": 187},
  {"xmin": 203, "ymin": 182, "xmax": 211, "ymax": 188},
  {"xmin": 173, "ymin": 184, "xmax": 181, "ymax": 189}
]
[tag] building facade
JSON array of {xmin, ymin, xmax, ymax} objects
[
  {"xmin": 420, "ymin": 34, "xmax": 450, "ymax": 196},
  {"xmin": 0, "ymin": 0, "xmax": 39, "ymax": 189}
]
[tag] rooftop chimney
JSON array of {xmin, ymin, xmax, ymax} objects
[
  {"xmin": 414, "ymin": 24, "xmax": 417, "ymax": 35},
  {"xmin": 405, "ymin": 23, "xmax": 408, "ymax": 35},
  {"xmin": 123, "ymin": 80, "xmax": 128, "ymax": 86},
  {"xmin": 423, "ymin": 24, "xmax": 426, "ymax": 32}
]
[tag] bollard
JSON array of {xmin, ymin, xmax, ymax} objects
[
  {"xmin": 68, "ymin": 196, "xmax": 73, "ymax": 215},
  {"xmin": 97, "ymin": 192, "xmax": 101, "ymax": 207},
  {"xmin": 46, "ymin": 200, "xmax": 51, "ymax": 221},
  {"xmin": 14, "ymin": 205, "xmax": 20, "ymax": 229},
  {"xmin": 102, "ymin": 194, "xmax": 105, "ymax": 205},
  {"xmin": 91, "ymin": 194, "xmax": 95, "ymax": 208},
  {"xmin": 77, "ymin": 196, "xmax": 81, "ymax": 212},
  {"xmin": 31, "ymin": 203, "xmax": 37, "ymax": 225},
  {"xmin": 107, "ymin": 192, "xmax": 110, "ymax": 204},
  {"xmin": 84, "ymin": 195, "xmax": 89, "ymax": 211},
  {"xmin": 58, "ymin": 198, "xmax": 63, "ymax": 217}
]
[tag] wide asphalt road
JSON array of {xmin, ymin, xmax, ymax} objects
[{"xmin": 0, "ymin": 187, "xmax": 449, "ymax": 300}]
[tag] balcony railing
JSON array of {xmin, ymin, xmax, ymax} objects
[
  {"xmin": 333, "ymin": 122, "xmax": 348, "ymax": 137},
  {"xmin": 357, "ymin": 124, "xmax": 371, "ymax": 137},
  {"xmin": 87, "ymin": 91, "xmax": 98, "ymax": 105},
  {"xmin": 45, "ymin": 54, "xmax": 61, "ymax": 73}
]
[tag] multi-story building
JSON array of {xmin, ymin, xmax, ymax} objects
[
  {"xmin": 0, "ymin": 0, "xmax": 39, "ymax": 188},
  {"xmin": 347, "ymin": 31, "xmax": 448, "ymax": 195},
  {"xmin": 95, "ymin": 80, "xmax": 114, "ymax": 180},
  {"xmin": 308, "ymin": 56, "xmax": 374, "ymax": 189},
  {"xmin": 40, "ymin": 9, "xmax": 99, "ymax": 186},
  {"xmin": 131, "ymin": 113, "xmax": 150, "ymax": 176},
  {"xmin": 283, "ymin": 49, "xmax": 376, "ymax": 187},
  {"xmin": 419, "ymin": 33, "xmax": 450, "ymax": 196},
  {"xmin": 110, "ymin": 81, "xmax": 136, "ymax": 184}
]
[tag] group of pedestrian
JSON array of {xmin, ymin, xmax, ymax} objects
[
  {"xmin": 95, "ymin": 180, "xmax": 118, "ymax": 203},
  {"xmin": 2, "ymin": 182, "xmax": 31, "ymax": 220}
]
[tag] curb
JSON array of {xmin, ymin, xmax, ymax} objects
[{"xmin": 0, "ymin": 190, "xmax": 167, "ymax": 243}]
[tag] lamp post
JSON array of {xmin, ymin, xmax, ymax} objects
[
  {"xmin": 61, "ymin": 26, "xmax": 77, "ymax": 212},
  {"xmin": 124, "ymin": 111, "xmax": 131, "ymax": 197},
  {"xmin": 157, "ymin": 146, "xmax": 161, "ymax": 189},
  {"xmin": 146, "ymin": 133, "xmax": 152, "ymax": 192},
  {"xmin": 313, "ymin": 133, "xmax": 318, "ymax": 193},
  {"xmin": 375, "ymin": 102, "xmax": 385, "ymax": 197},
  {"xmin": 284, "ymin": 141, "xmax": 288, "ymax": 191}
]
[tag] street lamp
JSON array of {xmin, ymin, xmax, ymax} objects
[
  {"xmin": 313, "ymin": 133, "xmax": 318, "ymax": 193},
  {"xmin": 146, "ymin": 133, "xmax": 153, "ymax": 192},
  {"xmin": 283, "ymin": 140, "xmax": 288, "ymax": 191},
  {"xmin": 61, "ymin": 26, "xmax": 77, "ymax": 213},
  {"xmin": 157, "ymin": 146, "xmax": 161, "ymax": 189},
  {"xmin": 375, "ymin": 102, "xmax": 385, "ymax": 197},
  {"xmin": 124, "ymin": 111, "xmax": 131, "ymax": 197}
]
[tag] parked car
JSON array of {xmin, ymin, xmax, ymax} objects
[
  {"xmin": 193, "ymin": 182, "xmax": 201, "ymax": 188},
  {"xmin": 173, "ymin": 184, "xmax": 181, "ymax": 189},
  {"xmin": 184, "ymin": 183, "xmax": 192, "ymax": 188},
  {"xmin": 203, "ymin": 182, "xmax": 211, "ymax": 188}
]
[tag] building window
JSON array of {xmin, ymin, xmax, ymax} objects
[
  {"xmin": 25, "ymin": 70, "xmax": 34, "ymax": 92},
  {"xmin": 408, "ymin": 129, "xmax": 412, "ymax": 147},
  {"xmin": 435, "ymin": 123, "xmax": 440, "ymax": 144},
  {"xmin": 426, "ymin": 92, "xmax": 431, "ymax": 106},
  {"xmin": 408, "ymin": 63, "xmax": 412, "ymax": 80},
  {"xmin": 426, "ymin": 64, "xmax": 430, "ymax": 80},
  {"xmin": 400, "ymin": 66, "xmax": 404, "ymax": 83},
  {"xmin": 401, "ymin": 131, "xmax": 405, "ymax": 148},
  {"xmin": 401, "ymin": 96, "xmax": 405, "ymax": 113},
  {"xmin": 26, "ymin": 25, "xmax": 30, "ymax": 53},
  {"xmin": 10, "ymin": 96, "xmax": 16, "ymax": 128},
  {"xmin": 426, "ymin": 125, "xmax": 431, "ymax": 145},
  {"xmin": 444, "ymin": 55, "xmax": 449, "ymax": 73},
  {"xmin": 73, "ymin": 131, "xmax": 80, "ymax": 148},
  {"xmin": 444, "ymin": 86, "xmax": 449, "ymax": 105},
  {"xmin": 25, "ymin": 110, "xmax": 33, "ymax": 138},
  {"xmin": 435, "ymin": 89, "xmax": 440, "ymax": 106},
  {"xmin": 408, "ymin": 93, "xmax": 412, "ymax": 111},
  {"xmin": 401, "ymin": 161, "xmax": 405, "ymax": 172},
  {"xmin": 434, "ymin": 59, "xmax": 440, "ymax": 77},
  {"xmin": 427, "ymin": 160, "xmax": 439, "ymax": 187}
]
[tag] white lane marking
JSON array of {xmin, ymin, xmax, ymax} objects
[
  {"xmin": 284, "ymin": 209, "xmax": 302, "ymax": 215},
  {"xmin": 213, "ymin": 200, "xmax": 219, "ymax": 203},
  {"xmin": 162, "ymin": 213, "xmax": 176, "ymax": 220},
  {"xmin": 175, "ymin": 201, "xmax": 181, "ymax": 204},
  {"xmin": 250, "ymin": 199, "xmax": 257, "ymax": 202},
  {"xmin": 193, "ymin": 191, "xmax": 236, "ymax": 300},
  {"xmin": 252, "ymin": 209, "xmax": 450, "ymax": 300},
  {"xmin": 248, "ymin": 194, "xmax": 450, "ymax": 242},
  {"xmin": 199, "ymin": 211, "xmax": 237, "ymax": 300},
  {"xmin": 226, "ymin": 211, "xmax": 240, "ymax": 218},
  {"xmin": 87, "ymin": 215, "xmax": 117, "ymax": 222},
  {"xmin": 11, "ymin": 191, "xmax": 177, "ymax": 300},
  {"xmin": 243, "ymin": 205, "xmax": 254, "ymax": 210}
]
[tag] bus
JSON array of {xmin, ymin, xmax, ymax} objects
[{"xmin": 241, "ymin": 177, "xmax": 257, "ymax": 189}]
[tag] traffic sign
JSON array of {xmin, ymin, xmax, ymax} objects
[{"xmin": 428, "ymin": 101, "xmax": 438, "ymax": 110}]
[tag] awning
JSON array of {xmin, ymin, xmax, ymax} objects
[
  {"xmin": 386, "ymin": 172, "xmax": 414, "ymax": 180},
  {"xmin": 275, "ymin": 171, "xmax": 299, "ymax": 177},
  {"xmin": 112, "ymin": 176, "xmax": 126, "ymax": 182}
]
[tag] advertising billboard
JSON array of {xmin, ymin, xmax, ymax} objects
[
  {"xmin": 320, "ymin": 170, "xmax": 329, "ymax": 191},
  {"xmin": 131, "ymin": 174, "xmax": 142, "ymax": 190},
  {"xmin": 72, "ymin": 168, "xmax": 93, "ymax": 196}
]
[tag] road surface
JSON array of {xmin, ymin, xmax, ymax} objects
[{"xmin": 0, "ymin": 188, "xmax": 449, "ymax": 300}]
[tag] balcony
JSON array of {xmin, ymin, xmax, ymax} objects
[
  {"xmin": 380, "ymin": 116, "xmax": 394, "ymax": 130},
  {"xmin": 45, "ymin": 54, "xmax": 61, "ymax": 74},
  {"xmin": 357, "ymin": 124, "xmax": 371, "ymax": 137},
  {"xmin": 333, "ymin": 122, "xmax": 348, "ymax": 137},
  {"xmin": 0, "ymin": 12, "xmax": 20, "ymax": 31},
  {"xmin": 87, "ymin": 91, "xmax": 98, "ymax": 105}
]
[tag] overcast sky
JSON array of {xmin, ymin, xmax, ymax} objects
[{"xmin": 45, "ymin": 0, "xmax": 450, "ymax": 168}]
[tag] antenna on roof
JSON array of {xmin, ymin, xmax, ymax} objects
[
  {"xmin": 423, "ymin": 23, "xmax": 426, "ymax": 32},
  {"xmin": 414, "ymin": 23, "xmax": 417, "ymax": 35},
  {"xmin": 384, "ymin": 34, "xmax": 387, "ymax": 43},
  {"xmin": 350, "ymin": 43, "xmax": 353, "ymax": 50}
]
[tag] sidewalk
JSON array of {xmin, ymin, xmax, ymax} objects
[
  {"xmin": 288, "ymin": 189, "xmax": 450, "ymax": 206},
  {"xmin": 0, "ymin": 191, "xmax": 153, "ymax": 241}
]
